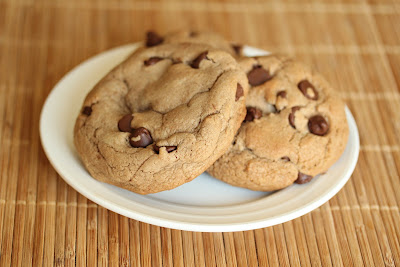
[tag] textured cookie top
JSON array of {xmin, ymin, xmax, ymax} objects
[
  {"xmin": 145, "ymin": 30, "xmax": 241, "ymax": 56},
  {"xmin": 74, "ymin": 43, "xmax": 248, "ymax": 194},
  {"xmin": 208, "ymin": 55, "xmax": 349, "ymax": 191}
]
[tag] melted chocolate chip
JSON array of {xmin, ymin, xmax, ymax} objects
[
  {"xmin": 146, "ymin": 31, "xmax": 163, "ymax": 47},
  {"xmin": 144, "ymin": 57, "xmax": 163, "ymax": 66},
  {"xmin": 295, "ymin": 172, "xmax": 313, "ymax": 184},
  {"xmin": 281, "ymin": 156, "xmax": 290, "ymax": 162},
  {"xmin": 277, "ymin": 91, "xmax": 287, "ymax": 98},
  {"xmin": 129, "ymin": 127, "xmax": 153, "ymax": 148},
  {"xmin": 82, "ymin": 106, "xmax": 92, "ymax": 116},
  {"xmin": 232, "ymin": 44, "xmax": 242, "ymax": 55},
  {"xmin": 191, "ymin": 51, "xmax": 208, "ymax": 69},
  {"xmin": 118, "ymin": 114, "xmax": 133, "ymax": 132},
  {"xmin": 244, "ymin": 107, "xmax": 262, "ymax": 122},
  {"xmin": 247, "ymin": 65, "xmax": 272, "ymax": 86},
  {"xmin": 298, "ymin": 80, "xmax": 318, "ymax": 100},
  {"xmin": 288, "ymin": 106, "xmax": 301, "ymax": 129},
  {"xmin": 154, "ymin": 144, "xmax": 177, "ymax": 154},
  {"xmin": 235, "ymin": 83, "xmax": 244, "ymax": 101},
  {"xmin": 189, "ymin": 31, "xmax": 197, "ymax": 37},
  {"xmin": 308, "ymin": 115, "xmax": 329, "ymax": 136}
]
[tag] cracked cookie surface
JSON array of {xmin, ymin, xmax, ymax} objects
[
  {"xmin": 207, "ymin": 55, "xmax": 349, "ymax": 191},
  {"xmin": 74, "ymin": 43, "xmax": 248, "ymax": 194},
  {"xmin": 146, "ymin": 30, "xmax": 242, "ymax": 57}
]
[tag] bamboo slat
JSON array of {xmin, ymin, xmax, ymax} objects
[
  {"xmin": 130, "ymin": 219, "xmax": 142, "ymax": 266},
  {"xmin": 193, "ymin": 231, "xmax": 206, "ymax": 267},
  {"xmin": 150, "ymin": 225, "xmax": 162, "ymax": 267},
  {"xmin": 119, "ymin": 216, "xmax": 130, "ymax": 266},
  {"xmin": 202, "ymin": 233, "xmax": 216, "ymax": 266},
  {"xmin": 233, "ymin": 232, "xmax": 248, "ymax": 266},
  {"xmin": 181, "ymin": 231, "xmax": 195, "ymax": 266},
  {"xmin": 0, "ymin": 0, "xmax": 400, "ymax": 265},
  {"xmin": 223, "ymin": 232, "xmax": 238, "ymax": 267}
]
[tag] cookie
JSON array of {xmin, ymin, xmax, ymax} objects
[
  {"xmin": 208, "ymin": 55, "xmax": 349, "ymax": 191},
  {"xmin": 74, "ymin": 43, "xmax": 248, "ymax": 194},
  {"xmin": 146, "ymin": 30, "xmax": 242, "ymax": 57}
]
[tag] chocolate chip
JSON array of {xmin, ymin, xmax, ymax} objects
[
  {"xmin": 295, "ymin": 172, "xmax": 313, "ymax": 184},
  {"xmin": 82, "ymin": 106, "xmax": 92, "ymax": 116},
  {"xmin": 298, "ymin": 80, "xmax": 318, "ymax": 100},
  {"xmin": 247, "ymin": 65, "xmax": 272, "ymax": 86},
  {"xmin": 288, "ymin": 106, "xmax": 301, "ymax": 129},
  {"xmin": 154, "ymin": 144, "xmax": 177, "ymax": 154},
  {"xmin": 144, "ymin": 57, "xmax": 163, "ymax": 66},
  {"xmin": 172, "ymin": 59, "xmax": 182, "ymax": 64},
  {"xmin": 235, "ymin": 83, "xmax": 244, "ymax": 101},
  {"xmin": 129, "ymin": 127, "xmax": 153, "ymax": 148},
  {"xmin": 277, "ymin": 91, "xmax": 287, "ymax": 98},
  {"xmin": 244, "ymin": 107, "xmax": 262, "ymax": 122},
  {"xmin": 281, "ymin": 156, "xmax": 290, "ymax": 162},
  {"xmin": 146, "ymin": 31, "xmax": 163, "ymax": 47},
  {"xmin": 232, "ymin": 44, "xmax": 242, "ymax": 55},
  {"xmin": 189, "ymin": 31, "xmax": 197, "ymax": 37},
  {"xmin": 191, "ymin": 51, "xmax": 208, "ymax": 69},
  {"xmin": 308, "ymin": 115, "xmax": 329, "ymax": 136},
  {"xmin": 118, "ymin": 114, "xmax": 133, "ymax": 132}
]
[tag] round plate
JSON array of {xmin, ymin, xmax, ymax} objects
[{"xmin": 40, "ymin": 43, "xmax": 359, "ymax": 232}]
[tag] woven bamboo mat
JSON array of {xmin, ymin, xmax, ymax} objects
[{"xmin": 1, "ymin": 0, "xmax": 400, "ymax": 265}]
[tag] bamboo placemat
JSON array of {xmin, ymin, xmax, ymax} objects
[{"xmin": 1, "ymin": 0, "xmax": 400, "ymax": 265}]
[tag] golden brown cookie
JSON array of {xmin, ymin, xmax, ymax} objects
[
  {"xmin": 208, "ymin": 55, "xmax": 349, "ymax": 191},
  {"xmin": 74, "ymin": 43, "xmax": 248, "ymax": 194}
]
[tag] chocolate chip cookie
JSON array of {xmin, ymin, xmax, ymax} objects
[
  {"xmin": 74, "ymin": 43, "xmax": 248, "ymax": 194},
  {"xmin": 207, "ymin": 55, "xmax": 349, "ymax": 191},
  {"xmin": 146, "ymin": 30, "xmax": 242, "ymax": 57}
]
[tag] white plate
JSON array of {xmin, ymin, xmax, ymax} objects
[{"xmin": 40, "ymin": 43, "xmax": 359, "ymax": 232}]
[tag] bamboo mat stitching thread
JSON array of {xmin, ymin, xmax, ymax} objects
[
  {"xmin": 2, "ymin": 0, "xmax": 400, "ymax": 14},
  {"xmin": 3, "ymin": 36, "xmax": 400, "ymax": 55}
]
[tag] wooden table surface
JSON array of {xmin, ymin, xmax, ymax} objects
[{"xmin": 1, "ymin": 0, "xmax": 400, "ymax": 266}]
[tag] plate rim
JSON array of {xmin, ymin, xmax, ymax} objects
[{"xmin": 40, "ymin": 43, "xmax": 360, "ymax": 232}]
